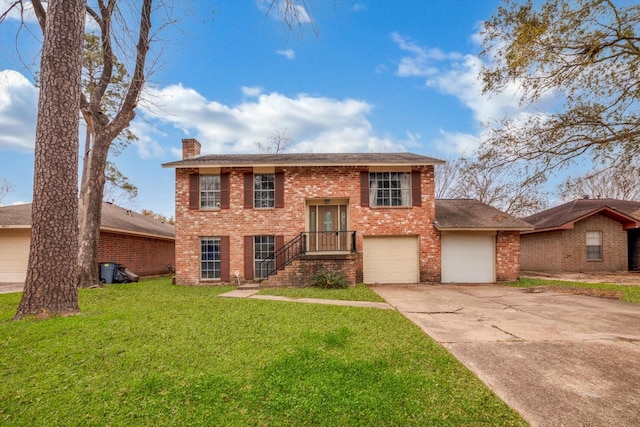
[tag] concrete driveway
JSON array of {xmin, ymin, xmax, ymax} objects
[
  {"xmin": 0, "ymin": 283, "xmax": 24, "ymax": 294},
  {"xmin": 371, "ymin": 284, "xmax": 640, "ymax": 427}
]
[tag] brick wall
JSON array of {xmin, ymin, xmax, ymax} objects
[
  {"xmin": 182, "ymin": 138, "xmax": 201, "ymax": 159},
  {"xmin": 98, "ymin": 231, "xmax": 175, "ymax": 277},
  {"xmin": 174, "ymin": 165, "xmax": 439, "ymax": 285},
  {"xmin": 565, "ymin": 214, "xmax": 628, "ymax": 271},
  {"xmin": 261, "ymin": 254, "xmax": 357, "ymax": 287},
  {"xmin": 496, "ymin": 231, "xmax": 520, "ymax": 281},
  {"xmin": 520, "ymin": 230, "xmax": 563, "ymax": 271},
  {"xmin": 521, "ymin": 214, "xmax": 629, "ymax": 272}
]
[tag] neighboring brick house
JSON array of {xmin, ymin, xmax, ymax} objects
[
  {"xmin": 163, "ymin": 138, "xmax": 532, "ymax": 286},
  {"xmin": 0, "ymin": 202, "xmax": 175, "ymax": 282},
  {"xmin": 520, "ymin": 198, "xmax": 640, "ymax": 273}
]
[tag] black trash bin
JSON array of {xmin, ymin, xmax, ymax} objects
[{"xmin": 99, "ymin": 262, "xmax": 118, "ymax": 284}]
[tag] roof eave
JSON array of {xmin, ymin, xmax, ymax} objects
[
  {"xmin": 525, "ymin": 207, "xmax": 640, "ymax": 233},
  {"xmin": 162, "ymin": 160, "xmax": 446, "ymax": 169},
  {"xmin": 434, "ymin": 226, "xmax": 534, "ymax": 232},
  {"xmin": 521, "ymin": 223, "xmax": 575, "ymax": 234},
  {"xmin": 98, "ymin": 226, "xmax": 175, "ymax": 240}
]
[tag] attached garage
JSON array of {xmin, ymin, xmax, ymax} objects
[
  {"xmin": 0, "ymin": 228, "xmax": 31, "ymax": 283},
  {"xmin": 363, "ymin": 236, "xmax": 419, "ymax": 284},
  {"xmin": 435, "ymin": 200, "xmax": 534, "ymax": 283},
  {"xmin": 441, "ymin": 232, "xmax": 495, "ymax": 283}
]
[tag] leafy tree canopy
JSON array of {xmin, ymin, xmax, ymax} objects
[{"xmin": 480, "ymin": 0, "xmax": 640, "ymax": 178}]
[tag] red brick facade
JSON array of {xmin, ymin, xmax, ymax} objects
[
  {"xmin": 170, "ymin": 141, "xmax": 528, "ymax": 285},
  {"xmin": 98, "ymin": 231, "xmax": 175, "ymax": 277},
  {"xmin": 182, "ymin": 138, "xmax": 201, "ymax": 159},
  {"xmin": 496, "ymin": 231, "xmax": 521, "ymax": 281},
  {"xmin": 174, "ymin": 165, "xmax": 440, "ymax": 285},
  {"xmin": 261, "ymin": 254, "xmax": 357, "ymax": 287},
  {"xmin": 520, "ymin": 214, "xmax": 629, "ymax": 272}
]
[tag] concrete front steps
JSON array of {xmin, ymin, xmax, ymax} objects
[{"xmin": 259, "ymin": 253, "xmax": 357, "ymax": 287}]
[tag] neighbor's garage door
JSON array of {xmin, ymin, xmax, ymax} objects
[
  {"xmin": 441, "ymin": 232, "xmax": 495, "ymax": 283},
  {"xmin": 0, "ymin": 229, "xmax": 31, "ymax": 282},
  {"xmin": 363, "ymin": 236, "xmax": 419, "ymax": 284}
]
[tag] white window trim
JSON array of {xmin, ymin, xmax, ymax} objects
[
  {"xmin": 200, "ymin": 175, "xmax": 221, "ymax": 210},
  {"xmin": 369, "ymin": 172, "xmax": 411, "ymax": 207},
  {"xmin": 200, "ymin": 237, "xmax": 221, "ymax": 279},
  {"xmin": 254, "ymin": 173, "xmax": 275, "ymax": 208},
  {"xmin": 586, "ymin": 230, "xmax": 603, "ymax": 261}
]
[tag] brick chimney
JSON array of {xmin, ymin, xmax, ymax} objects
[{"xmin": 182, "ymin": 138, "xmax": 201, "ymax": 159}]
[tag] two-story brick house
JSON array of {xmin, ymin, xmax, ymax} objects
[{"xmin": 163, "ymin": 138, "xmax": 531, "ymax": 286}]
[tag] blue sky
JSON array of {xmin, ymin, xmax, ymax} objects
[{"xmin": 0, "ymin": 0, "xmax": 522, "ymax": 217}]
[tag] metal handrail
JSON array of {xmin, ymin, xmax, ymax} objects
[
  {"xmin": 304, "ymin": 230, "xmax": 357, "ymax": 253},
  {"xmin": 256, "ymin": 231, "xmax": 356, "ymax": 281},
  {"xmin": 256, "ymin": 233, "xmax": 306, "ymax": 281}
]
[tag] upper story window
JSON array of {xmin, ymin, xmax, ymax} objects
[
  {"xmin": 254, "ymin": 174, "xmax": 275, "ymax": 208},
  {"xmin": 244, "ymin": 172, "xmax": 284, "ymax": 209},
  {"xmin": 189, "ymin": 173, "xmax": 229, "ymax": 211},
  {"xmin": 586, "ymin": 230, "xmax": 603, "ymax": 260},
  {"xmin": 200, "ymin": 175, "xmax": 221, "ymax": 209},
  {"xmin": 369, "ymin": 172, "xmax": 411, "ymax": 207}
]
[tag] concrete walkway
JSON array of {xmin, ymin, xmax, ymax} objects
[
  {"xmin": 371, "ymin": 284, "xmax": 640, "ymax": 427},
  {"xmin": 218, "ymin": 288, "xmax": 394, "ymax": 310},
  {"xmin": 0, "ymin": 283, "xmax": 24, "ymax": 294}
]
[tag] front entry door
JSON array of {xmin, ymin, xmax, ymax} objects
[{"xmin": 317, "ymin": 205, "xmax": 339, "ymax": 251}]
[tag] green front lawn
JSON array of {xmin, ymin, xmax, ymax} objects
[
  {"xmin": 0, "ymin": 278, "xmax": 525, "ymax": 426},
  {"xmin": 510, "ymin": 277, "xmax": 640, "ymax": 305}
]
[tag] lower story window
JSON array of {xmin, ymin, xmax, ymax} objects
[
  {"xmin": 254, "ymin": 235, "xmax": 275, "ymax": 279},
  {"xmin": 201, "ymin": 237, "xmax": 221, "ymax": 279},
  {"xmin": 586, "ymin": 231, "xmax": 602, "ymax": 260}
]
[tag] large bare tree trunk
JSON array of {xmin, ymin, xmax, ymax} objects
[
  {"xmin": 76, "ymin": 0, "xmax": 152, "ymax": 288},
  {"xmin": 15, "ymin": 0, "xmax": 86, "ymax": 320},
  {"xmin": 77, "ymin": 133, "xmax": 110, "ymax": 287}
]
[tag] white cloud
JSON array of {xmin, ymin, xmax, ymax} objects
[
  {"xmin": 375, "ymin": 64, "xmax": 389, "ymax": 74},
  {"xmin": 277, "ymin": 49, "xmax": 295, "ymax": 60},
  {"xmin": 424, "ymin": 53, "xmax": 525, "ymax": 123},
  {"xmin": 129, "ymin": 121, "xmax": 165, "ymax": 159},
  {"xmin": 434, "ymin": 128, "xmax": 480, "ymax": 155},
  {"xmin": 0, "ymin": 0, "xmax": 39, "ymax": 23},
  {"xmin": 352, "ymin": 3, "xmax": 367, "ymax": 13},
  {"xmin": 256, "ymin": 0, "xmax": 313, "ymax": 25},
  {"xmin": 0, "ymin": 0, "xmax": 110, "ymax": 31},
  {"xmin": 0, "ymin": 69, "xmax": 168, "ymax": 160},
  {"xmin": 140, "ymin": 84, "xmax": 408, "ymax": 154},
  {"xmin": 391, "ymin": 32, "xmax": 463, "ymax": 78},
  {"xmin": 390, "ymin": 30, "xmax": 552, "ymax": 155},
  {"xmin": 242, "ymin": 86, "xmax": 263, "ymax": 97},
  {"xmin": 288, "ymin": 3, "xmax": 312, "ymax": 24},
  {"xmin": 0, "ymin": 70, "xmax": 38, "ymax": 151}
]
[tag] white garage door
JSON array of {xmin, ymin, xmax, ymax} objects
[
  {"xmin": 441, "ymin": 232, "xmax": 495, "ymax": 283},
  {"xmin": 0, "ymin": 229, "xmax": 31, "ymax": 282},
  {"xmin": 363, "ymin": 236, "xmax": 419, "ymax": 284}
]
